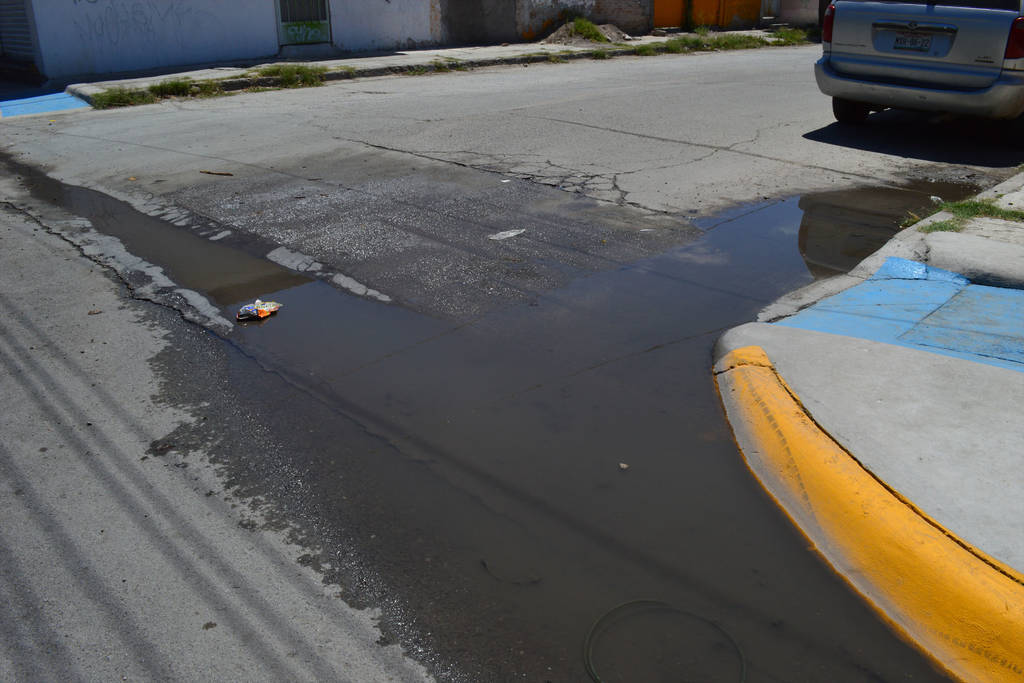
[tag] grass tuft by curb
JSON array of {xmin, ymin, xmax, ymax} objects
[
  {"xmin": 771, "ymin": 27, "xmax": 809, "ymax": 45},
  {"xmin": 429, "ymin": 58, "xmax": 467, "ymax": 72},
  {"xmin": 642, "ymin": 31, "xmax": 781, "ymax": 56},
  {"xmin": 147, "ymin": 79, "xmax": 192, "ymax": 97},
  {"xmin": 256, "ymin": 64, "xmax": 326, "ymax": 87},
  {"xmin": 911, "ymin": 198, "xmax": 1024, "ymax": 233},
  {"xmin": 918, "ymin": 220, "xmax": 962, "ymax": 233},
  {"xmin": 91, "ymin": 87, "xmax": 157, "ymax": 109},
  {"xmin": 591, "ymin": 49, "xmax": 610, "ymax": 60},
  {"xmin": 941, "ymin": 198, "xmax": 1024, "ymax": 222}
]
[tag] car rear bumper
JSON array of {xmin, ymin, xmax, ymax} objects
[{"xmin": 815, "ymin": 57, "xmax": 1024, "ymax": 119}]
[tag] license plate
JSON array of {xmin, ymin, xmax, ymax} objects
[{"xmin": 894, "ymin": 32, "xmax": 932, "ymax": 51}]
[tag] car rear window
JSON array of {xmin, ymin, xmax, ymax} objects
[{"xmin": 843, "ymin": 0, "xmax": 1019, "ymax": 10}]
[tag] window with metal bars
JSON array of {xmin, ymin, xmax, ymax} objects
[{"xmin": 279, "ymin": 0, "xmax": 328, "ymax": 23}]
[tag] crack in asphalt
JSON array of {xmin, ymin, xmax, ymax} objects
[
  {"xmin": 339, "ymin": 138, "xmax": 680, "ymax": 214},
  {"xmin": 525, "ymin": 115, "xmax": 902, "ymax": 184}
]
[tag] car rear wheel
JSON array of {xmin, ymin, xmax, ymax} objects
[{"xmin": 832, "ymin": 97, "xmax": 870, "ymax": 124}]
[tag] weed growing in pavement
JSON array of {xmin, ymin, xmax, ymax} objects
[
  {"xmin": 709, "ymin": 33, "xmax": 770, "ymax": 49},
  {"xmin": 940, "ymin": 198, "xmax": 1024, "ymax": 222},
  {"xmin": 94, "ymin": 78, "xmax": 227, "ymax": 107},
  {"xmin": 257, "ymin": 64, "xmax": 326, "ymax": 87},
  {"xmin": 404, "ymin": 65, "xmax": 430, "ymax": 75},
  {"xmin": 591, "ymin": 49, "xmax": 610, "ymax": 59},
  {"xmin": 573, "ymin": 17, "xmax": 610, "ymax": 42},
  {"xmin": 652, "ymin": 31, "xmax": 784, "ymax": 55},
  {"xmin": 148, "ymin": 79, "xmax": 192, "ymax": 97},
  {"xmin": 909, "ymin": 198, "xmax": 1024, "ymax": 233},
  {"xmin": 431, "ymin": 59, "xmax": 466, "ymax": 72},
  {"xmin": 633, "ymin": 44, "xmax": 659, "ymax": 56},
  {"xmin": 548, "ymin": 53, "xmax": 569, "ymax": 63},
  {"xmin": 192, "ymin": 81, "xmax": 224, "ymax": 97},
  {"xmin": 695, "ymin": 25, "xmax": 711, "ymax": 37},
  {"xmin": 91, "ymin": 88, "xmax": 157, "ymax": 109},
  {"xmin": 918, "ymin": 219, "xmax": 963, "ymax": 233},
  {"xmin": 771, "ymin": 27, "xmax": 809, "ymax": 45}
]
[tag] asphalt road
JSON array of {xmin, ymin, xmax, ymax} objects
[{"xmin": 3, "ymin": 45, "xmax": 1023, "ymax": 681}]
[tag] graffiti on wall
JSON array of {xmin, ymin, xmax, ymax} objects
[
  {"xmin": 281, "ymin": 20, "xmax": 330, "ymax": 45},
  {"xmin": 69, "ymin": 0, "xmax": 225, "ymax": 56}
]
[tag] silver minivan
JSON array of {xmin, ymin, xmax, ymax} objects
[{"xmin": 815, "ymin": 0, "xmax": 1024, "ymax": 122}]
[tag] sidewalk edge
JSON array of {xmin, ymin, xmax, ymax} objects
[{"xmin": 714, "ymin": 345, "xmax": 1024, "ymax": 681}]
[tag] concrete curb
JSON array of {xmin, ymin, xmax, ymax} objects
[
  {"xmin": 65, "ymin": 30, "xmax": 789, "ymax": 106},
  {"xmin": 714, "ymin": 345, "xmax": 1024, "ymax": 681},
  {"xmin": 67, "ymin": 50, "xmax": 639, "ymax": 105}
]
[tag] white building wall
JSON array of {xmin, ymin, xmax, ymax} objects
[
  {"xmin": 329, "ymin": 0, "xmax": 441, "ymax": 52},
  {"xmin": 34, "ymin": 0, "xmax": 279, "ymax": 79}
]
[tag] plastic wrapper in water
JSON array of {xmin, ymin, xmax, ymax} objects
[{"xmin": 236, "ymin": 299, "xmax": 282, "ymax": 322}]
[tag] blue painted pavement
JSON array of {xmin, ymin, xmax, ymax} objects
[
  {"xmin": 0, "ymin": 91, "xmax": 89, "ymax": 118},
  {"xmin": 777, "ymin": 257, "xmax": 1024, "ymax": 372}
]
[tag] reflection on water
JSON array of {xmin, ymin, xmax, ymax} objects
[{"xmin": 796, "ymin": 180, "xmax": 978, "ymax": 278}]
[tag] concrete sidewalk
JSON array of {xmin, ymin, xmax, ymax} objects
[
  {"xmin": 714, "ymin": 174, "xmax": 1024, "ymax": 680},
  {"xmin": 63, "ymin": 30, "xmax": 777, "ymax": 105}
]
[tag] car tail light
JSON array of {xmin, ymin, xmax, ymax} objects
[
  {"xmin": 822, "ymin": 4, "xmax": 836, "ymax": 43},
  {"xmin": 1006, "ymin": 17, "xmax": 1024, "ymax": 59}
]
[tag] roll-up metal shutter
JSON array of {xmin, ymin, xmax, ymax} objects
[{"xmin": 0, "ymin": 0, "xmax": 36, "ymax": 61}]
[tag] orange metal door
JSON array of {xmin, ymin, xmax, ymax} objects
[
  {"xmin": 718, "ymin": 0, "xmax": 761, "ymax": 27},
  {"xmin": 653, "ymin": 0, "xmax": 685, "ymax": 27},
  {"xmin": 690, "ymin": 0, "xmax": 719, "ymax": 27}
]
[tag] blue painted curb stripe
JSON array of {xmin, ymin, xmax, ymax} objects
[
  {"xmin": 778, "ymin": 257, "xmax": 1024, "ymax": 372},
  {"xmin": 0, "ymin": 92, "xmax": 90, "ymax": 118}
]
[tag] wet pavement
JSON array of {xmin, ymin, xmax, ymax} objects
[{"xmin": 6, "ymin": 151, "xmax": 975, "ymax": 680}]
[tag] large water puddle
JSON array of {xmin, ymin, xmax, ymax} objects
[
  {"xmin": 698, "ymin": 178, "xmax": 977, "ymax": 278},
  {"xmin": 12, "ymin": 162, "xmax": 966, "ymax": 681}
]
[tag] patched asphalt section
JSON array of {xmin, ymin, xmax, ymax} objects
[{"xmin": 166, "ymin": 146, "xmax": 700, "ymax": 322}]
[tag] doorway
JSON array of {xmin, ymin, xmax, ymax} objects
[{"xmin": 277, "ymin": 0, "xmax": 331, "ymax": 45}]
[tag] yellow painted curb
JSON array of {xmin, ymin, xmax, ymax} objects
[{"xmin": 715, "ymin": 345, "xmax": 1024, "ymax": 682}]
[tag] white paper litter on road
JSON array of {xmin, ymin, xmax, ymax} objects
[{"xmin": 488, "ymin": 229, "xmax": 525, "ymax": 241}]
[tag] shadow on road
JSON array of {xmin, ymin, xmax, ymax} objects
[{"xmin": 804, "ymin": 109, "xmax": 1024, "ymax": 168}]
